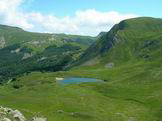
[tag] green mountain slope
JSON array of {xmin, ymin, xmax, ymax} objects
[
  {"xmin": 77, "ymin": 17, "xmax": 162, "ymax": 66},
  {"xmin": 0, "ymin": 24, "xmax": 95, "ymax": 50},
  {"xmin": 0, "ymin": 25, "xmax": 96, "ymax": 82},
  {"xmin": 0, "ymin": 17, "xmax": 162, "ymax": 121}
]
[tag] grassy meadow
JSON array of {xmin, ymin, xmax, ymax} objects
[{"xmin": 0, "ymin": 59, "xmax": 162, "ymax": 121}]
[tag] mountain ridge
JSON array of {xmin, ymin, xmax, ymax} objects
[
  {"xmin": 0, "ymin": 17, "xmax": 162, "ymax": 121},
  {"xmin": 75, "ymin": 17, "xmax": 162, "ymax": 66},
  {"xmin": 0, "ymin": 24, "xmax": 96, "ymax": 82}
]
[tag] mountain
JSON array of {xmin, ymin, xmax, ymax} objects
[
  {"xmin": 0, "ymin": 25, "xmax": 96, "ymax": 82},
  {"xmin": 76, "ymin": 17, "xmax": 162, "ymax": 66},
  {"xmin": 61, "ymin": 17, "xmax": 162, "ymax": 121},
  {"xmin": 0, "ymin": 24, "xmax": 95, "ymax": 50},
  {"xmin": 96, "ymin": 32, "xmax": 107, "ymax": 39},
  {"xmin": 0, "ymin": 17, "xmax": 162, "ymax": 121}
]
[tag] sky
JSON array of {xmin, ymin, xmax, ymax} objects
[{"xmin": 0, "ymin": 0, "xmax": 161, "ymax": 36}]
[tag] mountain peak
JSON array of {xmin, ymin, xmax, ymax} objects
[
  {"xmin": 76, "ymin": 17, "xmax": 162, "ymax": 66},
  {"xmin": 118, "ymin": 17, "xmax": 162, "ymax": 30}
]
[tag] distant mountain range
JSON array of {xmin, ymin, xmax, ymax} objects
[
  {"xmin": 0, "ymin": 25, "xmax": 96, "ymax": 82},
  {"xmin": 1, "ymin": 17, "xmax": 162, "ymax": 82},
  {"xmin": 1, "ymin": 17, "xmax": 162, "ymax": 121}
]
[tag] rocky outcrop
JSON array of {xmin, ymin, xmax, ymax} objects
[
  {"xmin": 0, "ymin": 106, "xmax": 46, "ymax": 121},
  {"xmin": 12, "ymin": 110, "xmax": 26, "ymax": 121},
  {"xmin": 0, "ymin": 118, "xmax": 11, "ymax": 121},
  {"xmin": 105, "ymin": 62, "xmax": 115, "ymax": 68},
  {"xmin": 37, "ymin": 57, "xmax": 47, "ymax": 62},
  {"xmin": 27, "ymin": 41, "xmax": 46, "ymax": 47},
  {"xmin": 11, "ymin": 48, "xmax": 21, "ymax": 54},
  {"xmin": 0, "ymin": 106, "xmax": 26, "ymax": 121},
  {"xmin": 0, "ymin": 36, "xmax": 6, "ymax": 48},
  {"xmin": 22, "ymin": 53, "xmax": 33, "ymax": 60}
]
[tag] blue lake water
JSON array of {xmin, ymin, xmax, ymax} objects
[{"xmin": 60, "ymin": 77, "xmax": 104, "ymax": 84}]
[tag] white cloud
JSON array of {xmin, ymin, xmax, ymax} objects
[
  {"xmin": 0, "ymin": 0, "xmax": 33, "ymax": 29},
  {"xmin": 0, "ymin": 0, "xmax": 138, "ymax": 36}
]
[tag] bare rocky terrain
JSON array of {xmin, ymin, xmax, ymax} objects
[{"xmin": 0, "ymin": 106, "xmax": 46, "ymax": 121}]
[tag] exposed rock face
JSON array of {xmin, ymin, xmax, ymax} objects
[
  {"xmin": 12, "ymin": 110, "xmax": 26, "ymax": 121},
  {"xmin": 11, "ymin": 48, "xmax": 21, "ymax": 54},
  {"xmin": 22, "ymin": 53, "xmax": 33, "ymax": 60},
  {"xmin": 0, "ymin": 36, "xmax": 6, "ymax": 48},
  {"xmin": 0, "ymin": 106, "xmax": 46, "ymax": 121},
  {"xmin": 27, "ymin": 41, "xmax": 46, "ymax": 47},
  {"xmin": 0, "ymin": 118, "xmax": 11, "ymax": 121},
  {"xmin": 105, "ymin": 62, "xmax": 115, "ymax": 68},
  {"xmin": 37, "ymin": 57, "xmax": 47, "ymax": 62},
  {"xmin": 0, "ymin": 106, "xmax": 26, "ymax": 121}
]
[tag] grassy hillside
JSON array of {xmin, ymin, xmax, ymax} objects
[
  {"xmin": 0, "ymin": 17, "xmax": 162, "ymax": 121},
  {"xmin": 76, "ymin": 17, "xmax": 162, "ymax": 66},
  {"xmin": 0, "ymin": 24, "xmax": 95, "ymax": 50},
  {"xmin": 0, "ymin": 25, "xmax": 96, "ymax": 82},
  {"xmin": 0, "ymin": 59, "xmax": 162, "ymax": 121}
]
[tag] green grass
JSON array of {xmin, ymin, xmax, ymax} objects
[
  {"xmin": 0, "ymin": 24, "xmax": 96, "ymax": 82},
  {"xmin": 0, "ymin": 17, "xmax": 162, "ymax": 121},
  {"xmin": 76, "ymin": 17, "xmax": 162, "ymax": 66},
  {"xmin": 0, "ymin": 59, "xmax": 162, "ymax": 121},
  {"xmin": 0, "ymin": 24, "xmax": 95, "ymax": 50}
]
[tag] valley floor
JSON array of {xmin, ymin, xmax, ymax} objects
[{"xmin": 0, "ymin": 61, "xmax": 162, "ymax": 121}]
